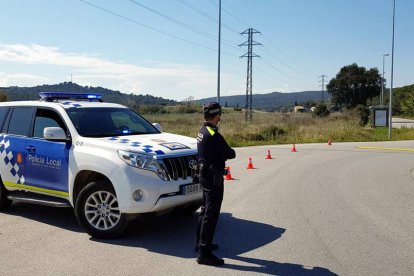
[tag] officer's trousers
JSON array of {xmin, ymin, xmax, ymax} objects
[{"xmin": 196, "ymin": 170, "xmax": 224, "ymax": 254}]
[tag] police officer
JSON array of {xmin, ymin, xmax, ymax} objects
[{"xmin": 195, "ymin": 102, "xmax": 236, "ymax": 266}]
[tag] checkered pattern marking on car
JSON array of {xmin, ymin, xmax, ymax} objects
[
  {"xmin": 108, "ymin": 137, "xmax": 165, "ymax": 155},
  {"xmin": 61, "ymin": 102, "xmax": 82, "ymax": 108},
  {"xmin": 0, "ymin": 135, "xmax": 25, "ymax": 184}
]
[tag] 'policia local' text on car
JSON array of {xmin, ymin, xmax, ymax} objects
[{"xmin": 0, "ymin": 92, "xmax": 201, "ymax": 238}]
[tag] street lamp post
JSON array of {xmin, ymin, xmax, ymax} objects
[
  {"xmin": 216, "ymin": 0, "xmax": 221, "ymax": 104},
  {"xmin": 381, "ymin": 54, "xmax": 389, "ymax": 106},
  {"xmin": 388, "ymin": 0, "xmax": 395, "ymax": 140}
]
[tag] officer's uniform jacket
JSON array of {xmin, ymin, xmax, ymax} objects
[{"xmin": 197, "ymin": 122, "xmax": 235, "ymax": 173}]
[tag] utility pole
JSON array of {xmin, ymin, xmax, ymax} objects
[
  {"xmin": 216, "ymin": 0, "xmax": 221, "ymax": 104},
  {"xmin": 319, "ymin": 75, "xmax": 327, "ymax": 103},
  {"xmin": 388, "ymin": 0, "xmax": 395, "ymax": 140},
  {"xmin": 240, "ymin": 28, "xmax": 261, "ymax": 122}
]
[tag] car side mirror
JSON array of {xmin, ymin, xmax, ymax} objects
[
  {"xmin": 152, "ymin": 123, "xmax": 162, "ymax": 132},
  {"xmin": 44, "ymin": 127, "xmax": 67, "ymax": 141}
]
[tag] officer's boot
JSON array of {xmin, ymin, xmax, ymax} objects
[
  {"xmin": 194, "ymin": 243, "xmax": 219, "ymax": 252},
  {"xmin": 197, "ymin": 246, "xmax": 224, "ymax": 266}
]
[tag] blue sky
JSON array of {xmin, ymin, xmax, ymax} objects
[{"xmin": 0, "ymin": 0, "xmax": 412, "ymax": 101}]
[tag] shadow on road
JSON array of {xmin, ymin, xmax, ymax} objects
[
  {"xmin": 4, "ymin": 203, "xmax": 337, "ymax": 275},
  {"xmin": 96, "ymin": 212, "xmax": 338, "ymax": 275},
  {"xmin": 223, "ymin": 255, "xmax": 338, "ymax": 275},
  {"xmin": 4, "ymin": 202, "xmax": 82, "ymax": 232}
]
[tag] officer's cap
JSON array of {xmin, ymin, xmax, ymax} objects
[{"xmin": 203, "ymin": 102, "xmax": 222, "ymax": 117}]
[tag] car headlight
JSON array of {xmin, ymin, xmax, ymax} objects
[{"xmin": 117, "ymin": 150, "xmax": 169, "ymax": 180}]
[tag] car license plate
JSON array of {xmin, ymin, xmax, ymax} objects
[{"xmin": 181, "ymin": 183, "xmax": 201, "ymax": 195}]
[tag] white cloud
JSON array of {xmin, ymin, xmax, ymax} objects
[
  {"xmin": 0, "ymin": 43, "xmax": 225, "ymax": 99},
  {"xmin": 0, "ymin": 72, "xmax": 49, "ymax": 87}
]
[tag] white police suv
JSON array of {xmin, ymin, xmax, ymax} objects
[{"xmin": 0, "ymin": 92, "xmax": 202, "ymax": 238}]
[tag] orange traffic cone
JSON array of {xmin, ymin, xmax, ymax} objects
[
  {"xmin": 224, "ymin": 166, "xmax": 234, "ymax": 180},
  {"xmin": 246, "ymin": 157, "xmax": 254, "ymax": 169},
  {"xmin": 291, "ymin": 144, "xmax": 297, "ymax": 152},
  {"xmin": 328, "ymin": 138, "xmax": 332, "ymax": 146},
  {"xmin": 265, "ymin": 150, "xmax": 273, "ymax": 159}
]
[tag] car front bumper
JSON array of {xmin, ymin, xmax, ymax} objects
[{"xmin": 110, "ymin": 164, "xmax": 202, "ymax": 214}]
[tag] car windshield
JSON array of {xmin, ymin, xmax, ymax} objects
[{"xmin": 66, "ymin": 107, "xmax": 159, "ymax": 137}]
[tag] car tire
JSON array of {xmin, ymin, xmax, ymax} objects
[
  {"xmin": 75, "ymin": 181, "xmax": 128, "ymax": 239},
  {"xmin": 0, "ymin": 180, "xmax": 12, "ymax": 210}
]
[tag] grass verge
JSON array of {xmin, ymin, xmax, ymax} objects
[{"xmin": 145, "ymin": 111, "xmax": 414, "ymax": 147}]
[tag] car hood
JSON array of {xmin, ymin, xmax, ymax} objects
[{"xmin": 91, "ymin": 132, "xmax": 198, "ymax": 157}]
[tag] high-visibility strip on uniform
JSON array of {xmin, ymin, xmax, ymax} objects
[
  {"xmin": 206, "ymin": 126, "xmax": 215, "ymax": 136},
  {"xmin": 3, "ymin": 181, "xmax": 69, "ymax": 197}
]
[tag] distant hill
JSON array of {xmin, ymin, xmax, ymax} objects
[
  {"xmin": 0, "ymin": 82, "xmax": 176, "ymax": 107},
  {"xmin": 0, "ymin": 83, "xmax": 331, "ymax": 112},
  {"xmin": 197, "ymin": 91, "xmax": 326, "ymax": 111}
]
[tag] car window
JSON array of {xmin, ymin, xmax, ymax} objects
[
  {"xmin": 6, "ymin": 107, "xmax": 35, "ymax": 136},
  {"xmin": 0, "ymin": 107, "xmax": 10, "ymax": 132},
  {"xmin": 111, "ymin": 111, "xmax": 147, "ymax": 133},
  {"xmin": 66, "ymin": 107, "xmax": 159, "ymax": 137},
  {"xmin": 33, "ymin": 108, "xmax": 67, "ymax": 138}
]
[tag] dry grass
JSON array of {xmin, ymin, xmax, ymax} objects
[{"xmin": 145, "ymin": 110, "xmax": 414, "ymax": 147}]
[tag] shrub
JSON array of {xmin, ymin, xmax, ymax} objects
[
  {"xmin": 0, "ymin": 91, "xmax": 8, "ymax": 102},
  {"xmin": 177, "ymin": 105, "xmax": 200, "ymax": 113},
  {"xmin": 262, "ymin": 125, "xmax": 285, "ymax": 139},
  {"xmin": 313, "ymin": 103, "xmax": 330, "ymax": 117},
  {"xmin": 137, "ymin": 105, "xmax": 167, "ymax": 114},
  {"xmin": 355, "ymin": 105, "xmax": 370, "ymax": 126}
]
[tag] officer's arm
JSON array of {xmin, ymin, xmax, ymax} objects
[{"xmin": 216, "ymin": 134, "xmax": 236, "ymax": 160}]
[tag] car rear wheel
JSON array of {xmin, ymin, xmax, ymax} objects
[
  {"xmin": 75, "ymin": 181, "xmax": 128, "ymax": 239},
  {"xmin": 0, "ymin": 180, "xmax": 12, "ymax": 210}
]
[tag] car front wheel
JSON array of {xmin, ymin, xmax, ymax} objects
[{"xmin": 75, "ymin": 181, "xmax": 128, "ymax": 239}]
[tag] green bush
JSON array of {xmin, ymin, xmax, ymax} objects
[
  {"xmin": 262, "ymin": 125, "xmax": 285, "ymax": 139},
  {"xmin": 355, "ymin": 105, "xmax": 370, "ymax": 126},
  {"xmin": 0, "ymin": 91, "xmax": 8, "ymax": 102},
  {"xmin": 137, "ymin": 105, "xmax": 167, "ymax": 114},
  {"xmin": 177, "ymin": 105, "xmax": 200, "ymax": 113},
  {"xmin": 313, "ymin": 103, "xmax": 330, "ymax": 117}
]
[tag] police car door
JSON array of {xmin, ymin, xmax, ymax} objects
[
  {"xmin": 24, "ymin": 108, "xmax": 70, "ymax": 197},
  {"xmin": 0, "ymin": 106, "xmax": 35, "ymax": 189}
]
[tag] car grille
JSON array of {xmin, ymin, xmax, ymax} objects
[{"xmin": 161, "ymin": 155, "xmax": 198, "ymax": 181}]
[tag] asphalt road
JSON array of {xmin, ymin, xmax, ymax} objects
[{"xmin": 1, "ymin": 140, "xmax": 414, "ymax": 275}]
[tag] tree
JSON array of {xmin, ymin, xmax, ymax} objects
[
  {"xmin": 0, "ymin": 91, "xmax": 8, "ymax": 102},
  {"xmin": 398, "ymin": 87, "xmax": 414, "ymax": 116},
  {"xmin": 327, "ymin": 63, "xmax": 381, "ymax": 108}
]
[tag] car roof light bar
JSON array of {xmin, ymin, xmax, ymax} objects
[{"xmin": 39, "ymin": 92, "xmax": 103, "ymax": 102}]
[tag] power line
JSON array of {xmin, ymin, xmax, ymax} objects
[
  {"xmin": 318, "ymin": 74, "xmax": 328, "ymax": 102},
  {"xmin": 255, "ymin": 65, "xmax": 287, "ymax": 84},
  {"xmin": 208, "ymin": 0, "xmax": 249, "ymax": 28},
  {"xmin": 240, "ymin": 28, "xmax": 261, "ymax": 122},
  {"xmin": 175, "ymin": 0, "xmax": 240, "ymax": 34},
  {"xmin": 262, "ymin": 34, "xmax": 320, "ymax": 76},
  {"xmin": 207, "ymin": 0, "xmax": 320, "ymax": 86},
  {"xmin": 79, "ymin": 0, "xmax": 238, "ymax": 58},
  {"xmin": 128, "ymin": 0, "xmax": 238, "ymax": 49},
  {"xmin": 261, "ymin": 46, "xmax": 302, "ymax": 76},
  {"xmin": 259, "ymin": 48, "xmax": 316, "ymax": 84},
  {"xmin": 207, "ymin": 0, "xmax": 321, "ymax": 87},
  {"xmin": 260, "ymin": 59, "xmax": 303, "ymax": 82}
]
